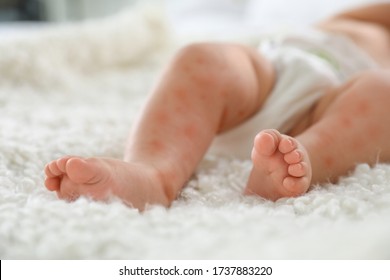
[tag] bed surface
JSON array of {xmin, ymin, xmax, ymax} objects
[{"xmin": 1, "ymin": 0, "xmax": 389, "ymax": 259}]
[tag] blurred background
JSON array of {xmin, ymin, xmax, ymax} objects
[
  {"xmin": 0, "ymin": 0, "xmax": 381, "ymax": 22},
  {"xmin": 0, "ymin": 0, "xmax": 383, "ymax": 38},
  {"xmin": 0, "ymin": 0, "xmax": 138, "ymax": 22}
]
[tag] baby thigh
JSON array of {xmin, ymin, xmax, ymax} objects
[
  {"xmin": 164, "ymin": 43, "xmax": 276, "ymax": 133},
  {"xmin": 297, "ymin": 70, "xmax": 390, "ymax": 183}
]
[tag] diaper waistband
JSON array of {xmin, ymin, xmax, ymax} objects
[{"xmin": 258, "ymin": 28, "xmax": 378, "ymax": 81}]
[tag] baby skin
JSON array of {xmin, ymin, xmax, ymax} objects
[
  {"xmin": 44, "ymin": 129, "xmax": 312, "ymax": 209},
  {"xmin": 45, "ymin": 157, "xmax": 171, "ymax": 210},
  {"xmin": 245, "ymin": 130, "xmax": 312, "ymax": 201},
  {"xmin": 45, "ymin": 41, "xmax": 390, "ymax": 210}
]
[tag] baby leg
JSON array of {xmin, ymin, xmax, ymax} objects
[
  {"xmin": 245, "ymin": 70, "xmax": 390, "ymax": 200},
  {"xmin": 45, "ymin": 43, "xmax": 275, "ymax": 209}
]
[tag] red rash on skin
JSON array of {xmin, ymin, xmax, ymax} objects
[
  {"xmin": 175, "ymin": 84, "xmax": 210, "ymax": 106},
  {"xmin": 237, "ymin": 109, "xmax": 247, "ymax": 119},
  {"xmin": 195, "ymin": 56, "xmax": 206, "ymax": 65},
  {"xmin": 174, "ymin": 88, "xmax": 188, "ymax": 100},
  {"xmin": 148, "ymin": 140, "xmax": 166, "ymax": 154},
  {"xmin": 154, "ymin": 111, "xmax": 170, "ymax": 126},
  {"xmin": 355, "ymin": 100, "xmax": 370, "ymax": 116},
  {"xmin": 182, "ymin": 122, "xmax": 198, "ymax": 139},
  {"xmin": 323, "ymin": 155, "xmax": 335, "ymax": 168},
  {"xmin": 181, "ymin": 64, "xmax": 192, "ymax": 73},
  {"xmin": 174, "ymin": 88, "xmax": 198, "ymax": 107}
]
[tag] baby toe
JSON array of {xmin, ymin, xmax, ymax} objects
[
  {"xmin": 282, "ymin": 176, "xmax": 310, "ymax": 196},
  {"xmin": 288, "ymin": 162, "xmax": 308, "ymax": 177},
  {"xmin": 56, "ymin": 156, "xmax": 73, "ymax": 173},
  {"xmin": 47, "ymin": 161, "xmax": 63, "ymax": 177},
  {"xmin": 284, "ymin": 150, "xmax": 302, "ymax": 164},
  {"xmin": 253, "ymin": 129, "xmax": 281, "ymax": 156},
  {"xmin": 279, "ymin": 136, "xmax": 297, "ymax": 154},
  {"xmin": 45, "ymin": 177, "xmax": 61, "ymax": 191}
]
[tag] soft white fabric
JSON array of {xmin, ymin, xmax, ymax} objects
[
  {"xmin": 271, "ymin": 28, "xmax": 379, "ymax": 79},
  {"xmin": 210, "ymin": 29, "xmax": 377, "ymax": 159},
  {"xmin": 1, "ymin": 1, "xmax": 390, "ymax": 260},
  {"xmin": 168, "ymin": 0, "xmax": 383, "ymax": 39}
]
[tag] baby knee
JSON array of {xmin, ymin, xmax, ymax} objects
[
  {"xmin": 172, "ymin": 43, "xmax": 224, "ymax": 69},
  {"xmin": 170, "ymin": 43, "xmax": 228, "ymax": 86}
]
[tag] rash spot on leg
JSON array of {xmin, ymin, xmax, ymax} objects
[
  {"xmin": 340, "ymin": 116, "xmax": 353, "ymax": 129},
  {"xmin": 154, "ymin": 111, "xmax": 170, "ymax": 125},
  {"xmin": 183, "ymin": 122, "xmax": 198, "ymax": 139},
  {"xmin": 172, "ymin": 88, "xmax": 191, "ymax": 107},
  {"xmin": 174, "ymin": 88, "xmax": 187, "ymax": 99},
  {"xmin": 323, "ymin": 156, "xmax": 334, "ymax": 168},
  {"xmin": 148, "ymin": 140, "xmax": 166, "ymax": 154},
  {"xmin": 236, "ymin": 109, "xmax": 247, "ymax": 119},
  {"xmin": 355, "ymin": 100, "xmax": 370, "ymax": 116},
  {"xmin": 195, "ymin": 56, "xmax": 206, "ymax": 65}
]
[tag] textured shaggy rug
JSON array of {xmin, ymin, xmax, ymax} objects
[{"xmin": 1, "ymin": 3, "xmax": 390, "ymax": 259}]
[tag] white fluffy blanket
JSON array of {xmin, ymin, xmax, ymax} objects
[{"xmin": 1, "ymin": 4, "xmax": 390, "ymax": 259}]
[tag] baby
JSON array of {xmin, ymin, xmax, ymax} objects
[{"xmin": 44, "ymin": 3, "xmax": 390, "ymax": 210}]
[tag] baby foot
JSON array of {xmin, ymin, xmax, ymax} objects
[
  {"xmin": 44, "ymin": 156, "xmax": 170, "ymax": 210},
  {"xmin": 244, "ymin": 129, "xmax": 312, "ymax": 201}
]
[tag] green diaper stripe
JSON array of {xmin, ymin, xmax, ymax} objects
[{"xmin": 308, "ymin": 49, "xmax": 341, "ymax": 71}]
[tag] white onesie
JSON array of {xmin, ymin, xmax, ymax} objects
[{"xmin": 208, "ymin": 28, "xmax": 378, "ymax": 159}]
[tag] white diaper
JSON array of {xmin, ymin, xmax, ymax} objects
[{"xmin": 208, "ymin": 29, "xmax": 378, "ymax": 159}]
